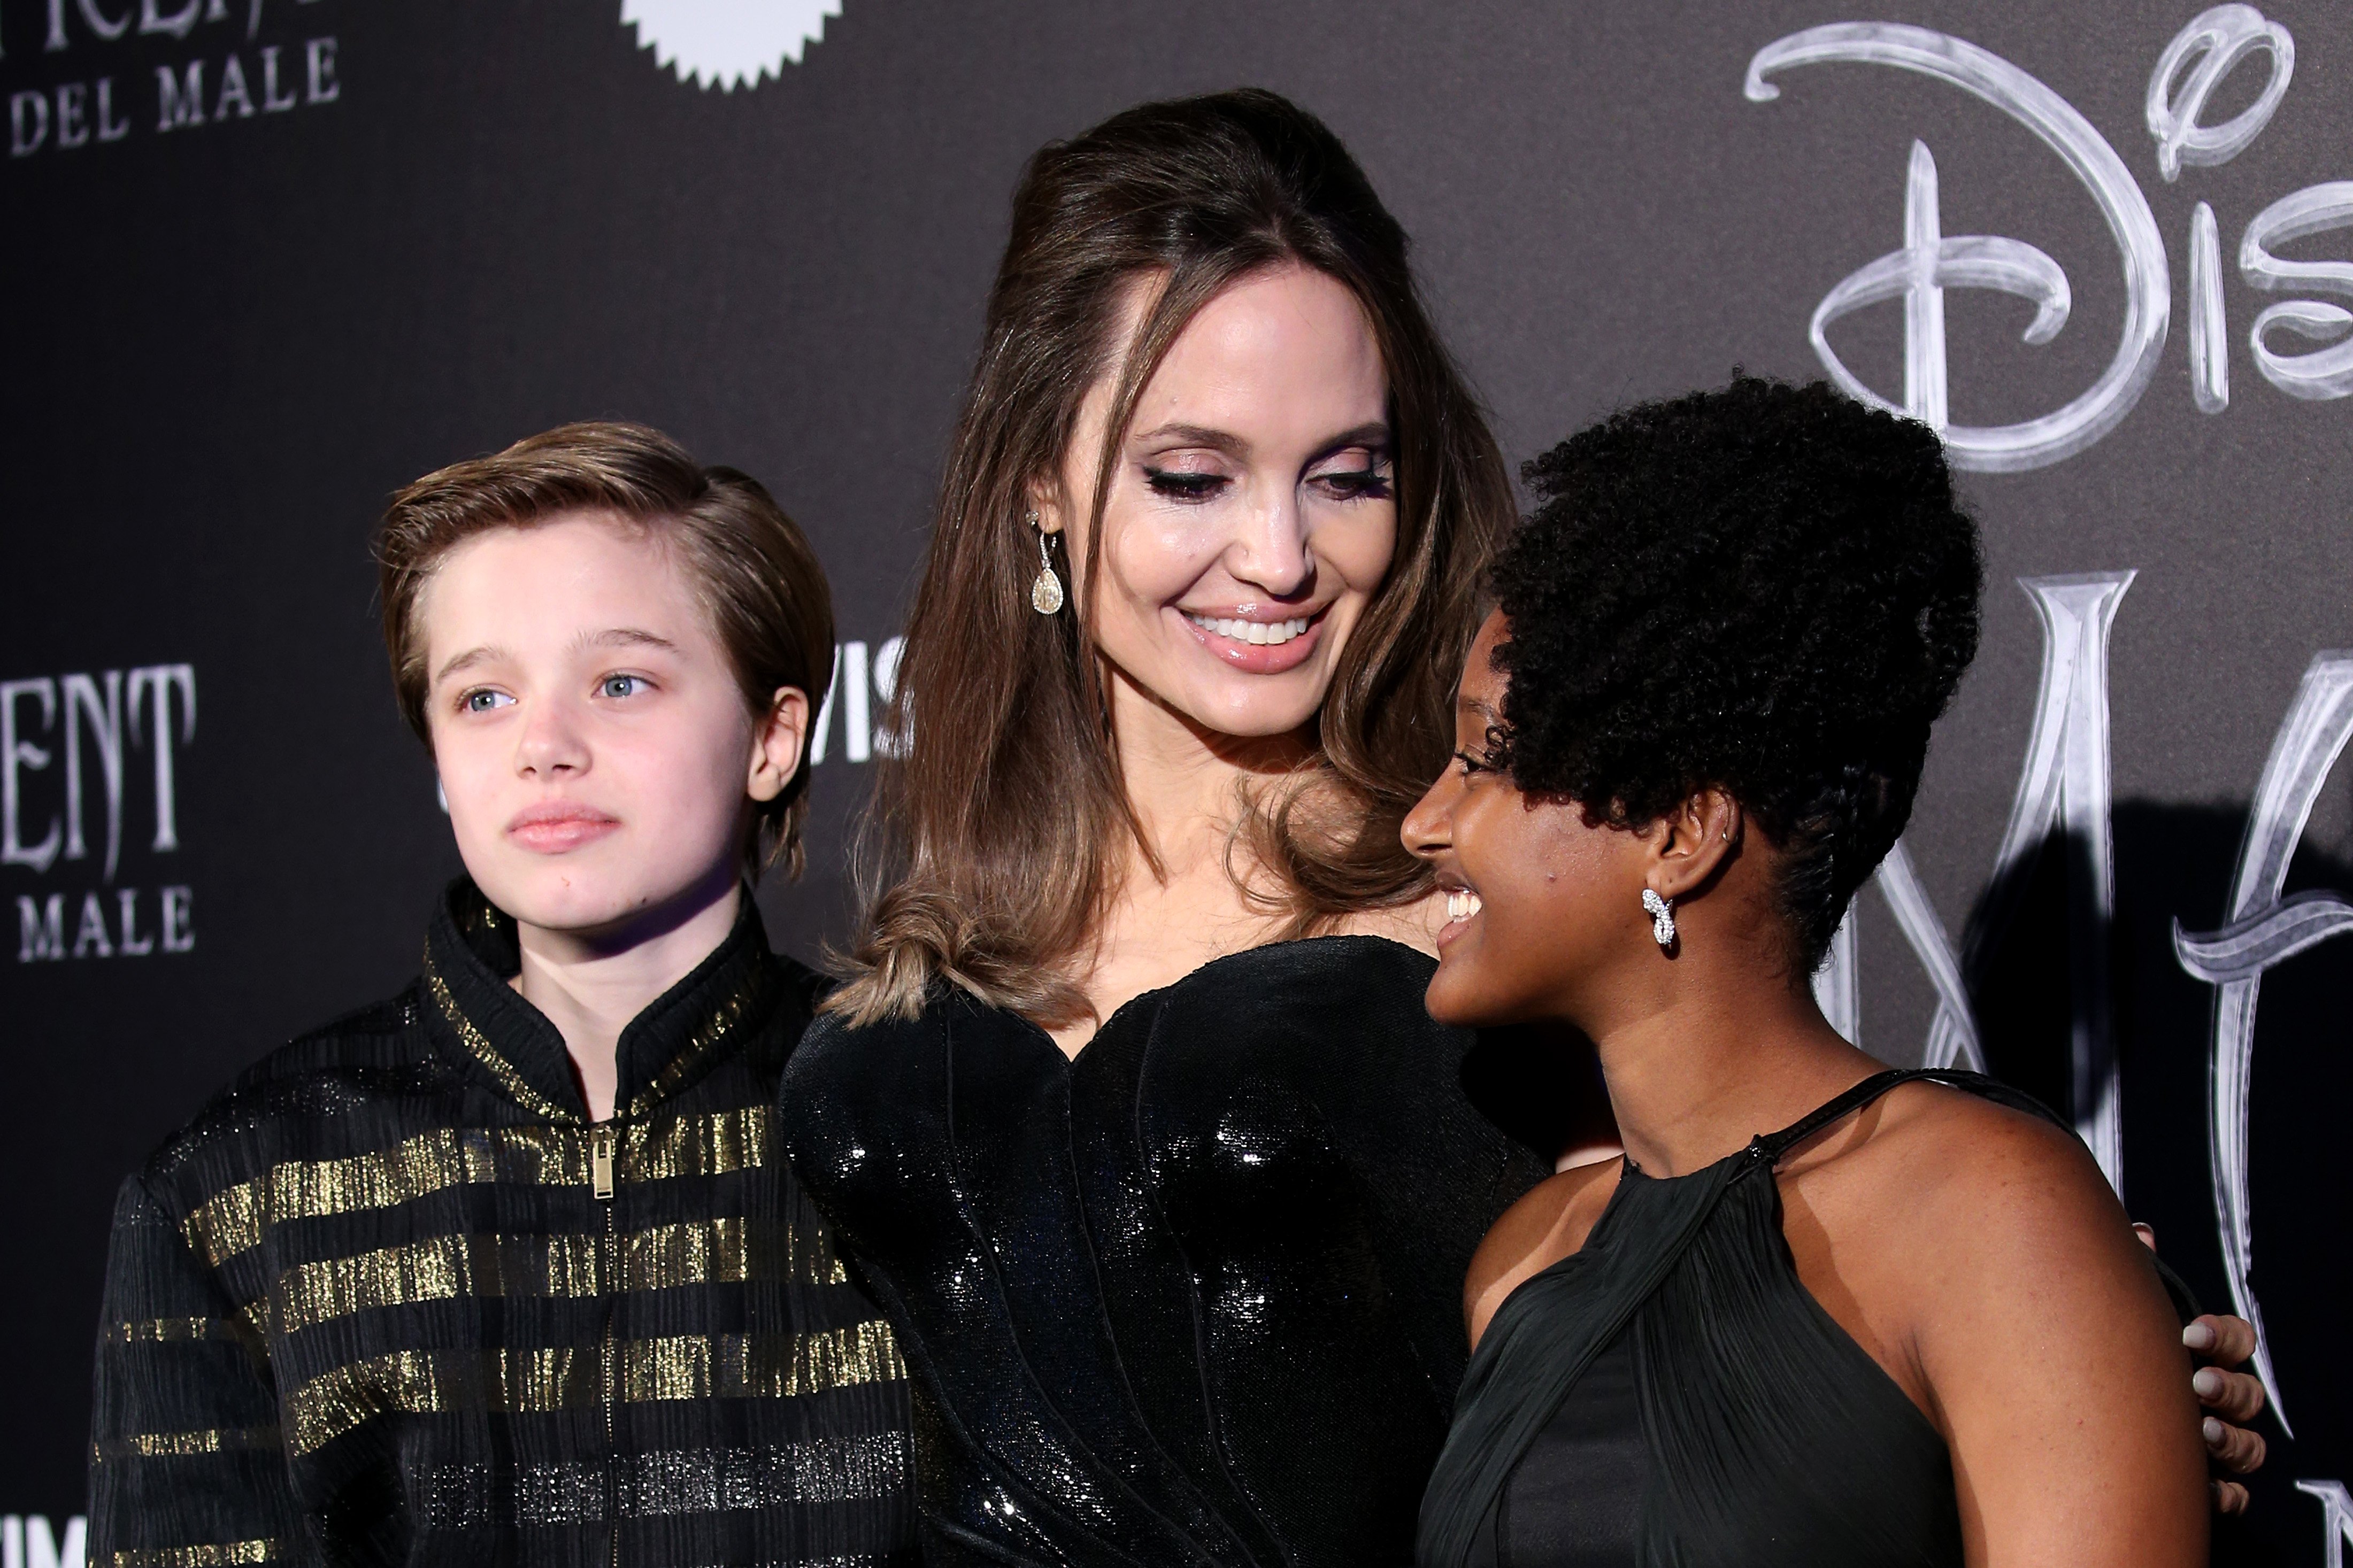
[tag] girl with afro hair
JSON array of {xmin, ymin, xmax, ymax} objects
[{"xmin": 1408, "ymin": 378, "xmax": 2229, "ymax": 1568}]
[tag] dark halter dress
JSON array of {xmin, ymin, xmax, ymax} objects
[
  {"xmin": 1419, "ymin": 1069, "xmax": 2194, "ymax": 1568},
  {"xmin": 778, "ymin": 936, "xmax": 1556, "ymax": 1567}
]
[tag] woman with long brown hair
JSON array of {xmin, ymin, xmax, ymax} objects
[
  {"xmin": 776, "ymin": 88, "xmax": 2266, "ymax": 1568},
  {"xmin": 778, "ymin": 88, "xmax": 1545, "ymax": 1566}
]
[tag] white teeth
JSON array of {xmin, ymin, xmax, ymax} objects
[
  {"xmin": 1187, "ymin": 613, "xmax": 1312, "ymax": 647},
  {"xmin": 1445, "ymin": 890, "xmax": 1483, "ymax": 922}
]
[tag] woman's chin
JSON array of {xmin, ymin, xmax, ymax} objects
[
  {"xmin": 1424, "ymin": 947, "xmax": 1552, "ymax": 1030},
  {"xmin": 1421, "ymin": 963, "xmax": 1491, "ymax": 1029},
  {"xmin": 1184, "ymin": 681, "xmax": 1326, "ymax": 741}
]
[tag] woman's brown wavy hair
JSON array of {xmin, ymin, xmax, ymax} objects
[{"xmin": 826, "ymin": 88, "xmax": 1512, "ymax": 1028}]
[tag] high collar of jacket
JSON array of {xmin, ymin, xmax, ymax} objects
[{"xmin": 420, "ymin": 877, "xmax": 781, "ymax": 1124}]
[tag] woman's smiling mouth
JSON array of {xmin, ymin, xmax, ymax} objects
[
  {"xmin": 1178, "ymin": 606, "xmax": 1330, "ymax": 674},
  {"xmin": 1183, "ymin": 612, "xmax": 1313, "ymax": 646}
]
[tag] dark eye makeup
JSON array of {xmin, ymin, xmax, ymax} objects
[
  {"xmin": 1142, "ymin": 450, "xmax": 1394, "ymax": 506},
  {"xmin": 1314, "ymin": 466, "xmax": 1393, "ymax": 501},
  {"xmin": 1143, "ymin": 466, "xmax": 1227, "ymax": 502}
]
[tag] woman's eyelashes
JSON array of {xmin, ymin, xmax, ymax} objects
[
  {"xmin": 1140, "ymin": 449, "xmax": 1393, "ymax": 506},
  {"xmin": 1309, "ymin": 449, "xmax": 1393, "ymax": 501},
  {"xmin": 1143, "ymin": 465, "xmax": 1227, "ymax": 503}
]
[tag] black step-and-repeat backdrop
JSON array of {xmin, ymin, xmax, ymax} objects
[{"xmin": 3, "ymin": 2, "xmax": 2347, "ymax": 1561}]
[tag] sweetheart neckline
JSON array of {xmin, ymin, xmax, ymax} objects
[{"xmin": 987, "ymin": 931, "xmax": 1438, "ymax": 1065}]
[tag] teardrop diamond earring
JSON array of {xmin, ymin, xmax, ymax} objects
[
  {"xmin": 1641, "ymin": 888, "xmax": 1677, "ymax": 950},
  {"xmin": 1027, "ymin": 513, "xmax": 1064, "ymax": 615}
]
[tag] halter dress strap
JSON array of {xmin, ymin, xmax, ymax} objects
[
  {"xmin": 1743, "ymin": 1067, "xmax": 2203, "ymax": 1322},
  {"xmin": 1747, "ymin": 1067, "xmax": 2059, "ymax": 1167}
]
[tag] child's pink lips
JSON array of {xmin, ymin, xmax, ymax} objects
[{"xmin": 506, "ymin": 806, "xmax": 621, "ymax": 853}]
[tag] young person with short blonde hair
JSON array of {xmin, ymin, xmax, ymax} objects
[{"xmin": 90, "ymin": 422, "xmax": 915, "ymax": 1566}]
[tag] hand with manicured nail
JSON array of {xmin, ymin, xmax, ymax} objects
[
  {"xmin": 2184, "ymin": 1318, "xmax": 2268, "ymax": 1513},
  {"xmin": 2137, "ymin": 1225, "xmax": 2267, "ymax": 1513}
]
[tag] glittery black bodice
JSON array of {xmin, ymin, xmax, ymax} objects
[{"xmin": 779, "ymin": 936, "xmax": 1552, "ymax": 1567}]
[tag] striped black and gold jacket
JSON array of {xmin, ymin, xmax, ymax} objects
[{"xmin": 88, "ymin": 880, "xmax": 916, "ymax": 1567}]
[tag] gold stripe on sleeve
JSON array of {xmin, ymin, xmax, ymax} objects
[
  {"xmin": 110, "ymin": 1540, "xmax": 283, "ymax": 1567},
  {"xmin": 284, "ymin": 1346, "xmax": 593, "ymax": 1455},
  {"xmin": 283, "ymin": 1322, "xmax": 905, "ymax": 1451},
  {"xmin": 622, "ymin": 1319, "xmax": 907, "ymax": 1403},
  {"xmin": 181, "ymin": 1129, "xmax": 513, "ymax": 1268},
  {"xmin": 766, "ymin": 1319, "xmax": 907, "ymax": 1399},
  {"xmin": 106, "ymin": 1316, "xmax": 230, "ymax": 1344},
  {"xmin": 94, "ymin": 1425, "xmax": 282, "ymax": 1461},
  {"xmin": 621, "ymin": 1215, "xmax": 756, "ymax": 1289},
  {"xmin": 272, "ymin": 1232, "xmax": 604, "ymax": 1334},
  {"xmin": 271, "ymin": 1213, "xmax": 840, "ymax": 1333},
  {"xmin": 183, "ymin": 1183, "xmax": 266, "ymax": 1271},
  {"xmin": 632, "ymin": 1104, "xmax": 770, "ymax": 1181}
]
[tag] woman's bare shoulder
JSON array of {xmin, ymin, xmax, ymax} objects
[
  {"xmin": 1464, "ymin": 1158, "xmax": 1620, "ymax": 1348},
  {"xmin": 1856, "ymin": 1080, "xmax": 2119, "ymax": 1222},
  {"xmin": 1807, "ymin": 1080, "xmax": 2156, "ymax": 1331},
  {"xmin": 1824, "ymin": 1085, "xmax": 2206, "ymax": 1564}
]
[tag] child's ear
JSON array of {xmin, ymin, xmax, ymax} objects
[
  {"xmin": 748, "ymin": 687, "xmax": 811, "ymax": 802},
  {"xmin": 1645, "ymin": 789, "xmax": 1741, "ymax": 904}
]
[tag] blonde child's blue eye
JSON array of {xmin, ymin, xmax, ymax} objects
[{"xmin": 603, "ymin": 675, "xmax": 642, "ymax": 698}]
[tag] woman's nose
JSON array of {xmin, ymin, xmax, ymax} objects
[{"xmin": 1227, "ymin": 492, "xmax": 1313, "ymax": 598}]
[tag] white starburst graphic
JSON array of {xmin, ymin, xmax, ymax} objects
[{"xmin": 620, "ymin": 0, "xmax": 844, "ymax": 91}]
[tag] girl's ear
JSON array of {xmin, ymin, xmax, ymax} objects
[
  {"xmin": 747, "ymin": 687, "xmax": 811, "ymax": 803},
  {"xmin": 1645, "ymin": 789, "xmax": 1741, "ymax": 904}
]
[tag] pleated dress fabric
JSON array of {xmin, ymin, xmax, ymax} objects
[
  {"xmin": 89, "ymin": 879, "xmax": 918, "ymax": 1567},
  {"xmin": 778, "ymin": 936, "xmax": 1554, "ymax": 1568},
  {"xmin": 1420, "ymin": 1070, "xmax": 2087, "ymax": 1568}
]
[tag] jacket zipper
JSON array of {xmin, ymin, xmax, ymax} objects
[{"xmin": 593, "ymin": 1122, "xmax": 619, "ymax": 1567}]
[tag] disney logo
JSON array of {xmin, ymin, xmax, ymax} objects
[{"xmin": 1747, "ymin": 7, "xmax": 2350, "ymax": 472}]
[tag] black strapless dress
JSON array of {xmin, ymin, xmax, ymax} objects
[
  {"xmin": 1421, "ymin": 1069, "xmax": 2191, "ymax": 1568},
  {"xmin": 778, "ymin": 937, "xmax": 1554, "ymax": 1567}
]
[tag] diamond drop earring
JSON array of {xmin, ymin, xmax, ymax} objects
[
  {"xmin": 1027, "ymin": 513, "xmax": 1064, "ymax": 616},
  {"xmin": 1641, "ymin": 888, "xmax": 1677, "ymax": 950}
]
